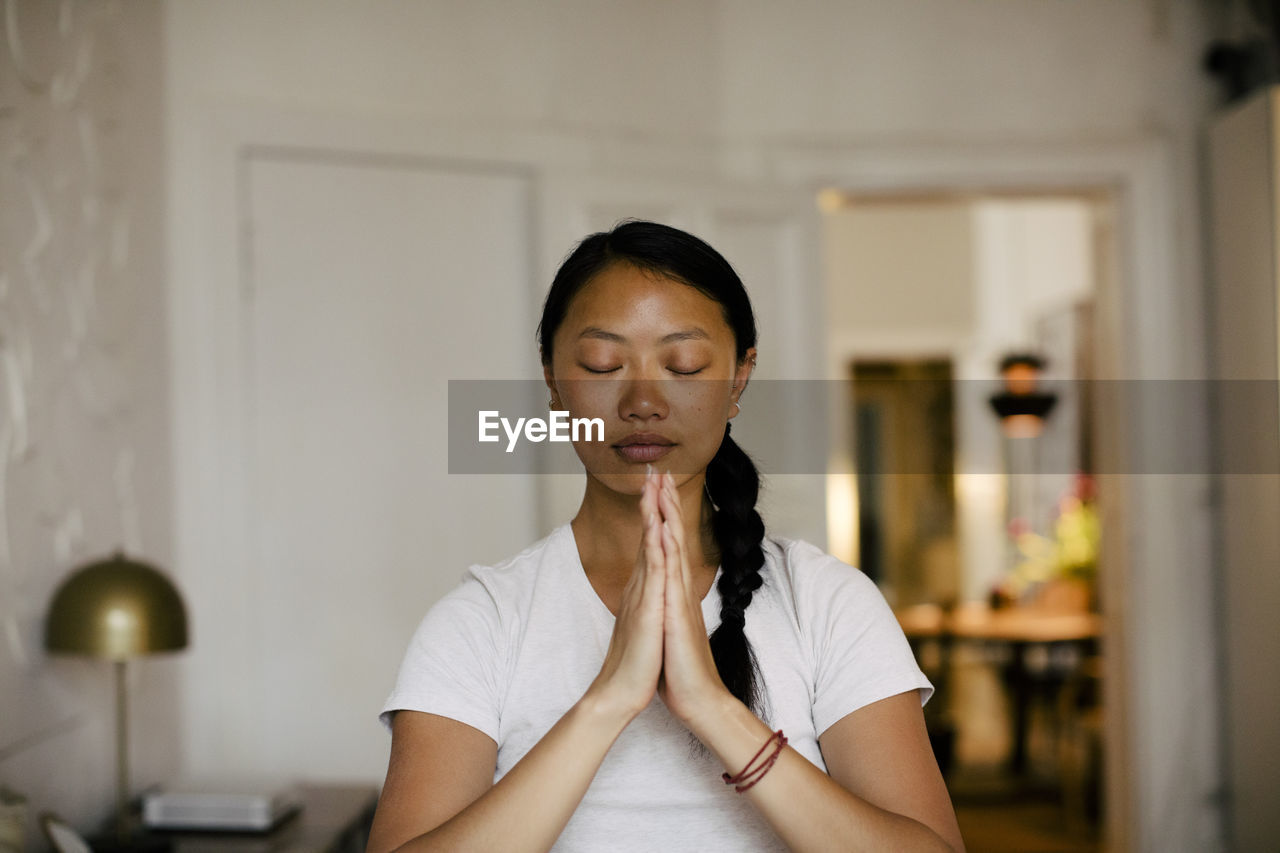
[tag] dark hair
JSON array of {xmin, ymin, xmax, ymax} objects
[{"xmin": 538, "ymin": 220, "xmax": 770, "ymax": 723}]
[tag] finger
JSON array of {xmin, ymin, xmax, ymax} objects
[
  {"xmin": 635, "ymin": 471, "xmax": 659, "ymax": 569},
  {"xmin": 646, "ymin": 508, "xmax": 667, "ymax": 579},
  {"xmin": 661, "ymin": 519, "xmax": 714, "ymax": 654},
  {"xmin": 621, "ymin": 515, "xmax": 662, "ymax": 620},
  {"xmin": 657, "ymin": 475, "xmax": 692, "ymax": 592},
  {"xmin": 620, "ymin": 552, "xmax": 646, "ymax": 615},
  {"xmin": 661, "ymin": 520, "xmax": 680, "ymax": 590},
  {"xmin": 642, "ymin": 515, "xmax": 666, "ymax": 612},
  {"xmin": 640, "ymin": 468, "xmax": 660, "ymax": 535},
  {"xmin": 651, "ymin": 481, "xmax": 674, "ymax": 565},
  {"xmin": 626, "ymin": 470, "xmax": 660, "ymax": 603},
  {"xmin": 660, "ymin": 470, "xmax": 679, "ymax": 510},
  {"xmin": 658, "ymin": 473, "xmax": 685, "ymax": 543},
  {"xmin": 660, "ymin": 520, "xmax": 691, "ymax": 633},
  {"xmin": 625, "ymin": 475, "xmax": 665, "ymax": 620},
  {"xmin": 640, "ymin": 466, "xmax": 654, "ymax": 524}
]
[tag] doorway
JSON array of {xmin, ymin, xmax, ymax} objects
[{"xmin": 821, "ymin": 190, "xmax": 1113, "ymax": 852}]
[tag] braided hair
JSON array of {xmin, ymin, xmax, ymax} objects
[
  {"xmin": 705, "ymin": 421, "xmax": 767, "ymax": 717},
  {"xmin": 537, "ymin": 220, "xmax": 769, "ymax": 721}
]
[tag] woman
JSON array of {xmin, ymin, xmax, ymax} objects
[{"xmin": 367, "ymin": 221, "xmax": 965, "ymax": 852}]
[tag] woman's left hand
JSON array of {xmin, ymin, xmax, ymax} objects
[{"xmin": 653, "ymin": 471, "xmax": 734, "ymax": 728}]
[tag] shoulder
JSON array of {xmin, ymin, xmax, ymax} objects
[
  {"xmin": 447, "ymin": 523, "xmax": 570, "ymax": 606},
  {"xmin": 765, "ymin": 539, "xmax": 932, "ymax": 730},
  {"xmin": 760, "ymin": 536, "xmax": 899, "ymax": 646},
  {"xmin": 763, "ymin": 536, "xmax": 882, "ymax": 604},
  {"xmin": 389, "ymin": 528, "xmax": 568, "ymax": 681},
  {"xmin": 409, "ymin": 524, "xmax": 571, "ymax": 645}
]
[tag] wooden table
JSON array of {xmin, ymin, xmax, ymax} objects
[{"xmin": 898, "ymin": 602, "xmax": 1102, "ymax": 775}]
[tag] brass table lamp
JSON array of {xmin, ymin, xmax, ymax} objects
[{"xmin": 45, "ymin": 552, "xmax": 188, "ymax": 847}]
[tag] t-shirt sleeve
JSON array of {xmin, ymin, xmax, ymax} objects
[
  {"xmin": 799, "ymin": 547, "xmax": 934, "ymax": 737},
  {"xmin": 379, "ymin": 569, "xmax": 505, "ymax": 743}
]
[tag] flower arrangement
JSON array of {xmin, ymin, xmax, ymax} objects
[{"xmin": 994, "ymin": 474, "xmax": 1100, "ymax": 605}]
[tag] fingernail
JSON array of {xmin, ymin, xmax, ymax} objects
[{"xmin": 646, "ymin": 463, "xmax": 654, "ymax": 481}]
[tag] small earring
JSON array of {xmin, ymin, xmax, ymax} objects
[
  {"xmin": 704, "ymin": 480, "xmax": 720, "ymax": 512},
  {"xmin": 731, "ymin": 401, "xmax": 742, "ymax": 417}
]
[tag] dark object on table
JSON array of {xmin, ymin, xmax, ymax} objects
[{"xmin": 139, "ymin": 784, "xmax": 376, "ymax": 853}]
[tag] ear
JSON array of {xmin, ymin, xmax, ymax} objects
[
  {"xmin": 543, "ymin": 361, "xmax": 561, "ymax": 409},
  {"xmin": 730, "ymin": 347, "xmax": 757, "ymax": 406}
]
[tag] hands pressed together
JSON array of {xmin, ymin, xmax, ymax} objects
[{"xmin": 589, "ymin": 466, "xmax": 732, "ymax": 732}]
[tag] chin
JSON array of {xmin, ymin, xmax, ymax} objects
[{"xmin": 583, "ymin": 454, "xmax": 715, "ymax": 494}]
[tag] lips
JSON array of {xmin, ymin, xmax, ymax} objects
[{"xmin": 613, "ymin": 432, "xmax": 675, "ymax": 463}]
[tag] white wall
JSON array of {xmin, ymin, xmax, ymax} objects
[
  {"xmin": 719, "ymin": 0, "xmax": 1205, "ymax": 141},
  {"xmin": 166, "ymin": 1, "xmax": 1216, "ymax": 148},
  {"xmin": 164, "ymin": 0, "xmax": 723, "ymax": 138},
  {"xmin": 163, "ymin": 2, "xmax": 1224, "ymax": 850},
  {"xmin": 0, "ymin": 0, "xmax": 173, "ymax": 841},
  {"xmin": 823, "ymin": 201, "xmax": 974, "ymax": 359}
]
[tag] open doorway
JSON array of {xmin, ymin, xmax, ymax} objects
[
  {"xmin": 821, "ymin": 191, "xmax": 1113, "ymax": 852},
  {"xmin": 848, "ymin": 358, "xmax": 957, "ymax": 605}
]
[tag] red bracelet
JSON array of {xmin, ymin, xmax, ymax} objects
[
  {"xmin": 722, "ymin": 729, "xmax": 787, "ymax": 793},
  {"xmin": 732, "ymin": 742, "xmax": 785, "ymax": 792},
  {"xmin": 721, "ymin": 730, "xmax": 782, "ymax": 785}
]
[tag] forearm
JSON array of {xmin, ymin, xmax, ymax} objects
[
  {"xmin": 394, "ymin": 690, "xmax": 631, "ymax": 853},
  {"xmin": 688, "ymin": 694, "xmax": 956, "ymax": 853}
]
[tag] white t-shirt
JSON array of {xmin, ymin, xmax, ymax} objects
[{"xmin": 380, "ymin": 522, "xmax": 932, "ymax": 852}]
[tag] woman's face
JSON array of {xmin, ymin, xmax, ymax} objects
[{"xmin": 544, "ymin": 262, "xmax": 755, "ymax": 495}]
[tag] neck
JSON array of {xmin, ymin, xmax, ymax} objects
[{"xmin": 571, "ymin": 473, "xmax": 719, "ymax": 583}]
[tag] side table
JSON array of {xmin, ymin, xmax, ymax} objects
[{"xmin": 132, "ymin": 784, "xmax": 378, "ymax": 853}]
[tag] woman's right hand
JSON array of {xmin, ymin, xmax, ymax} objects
[{"xmin": 585, "ymin": 467, "xmax": 667, "ymax": 722}]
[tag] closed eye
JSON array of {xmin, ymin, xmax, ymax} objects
[
  {"xmin": 579, "ymin": 364, "xmax": 621, "ymax": 374},
  {"xmin": 669, "ymin": 367, "xmax": 705, "ymax": 375}
]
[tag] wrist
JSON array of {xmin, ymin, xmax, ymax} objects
[
  {"xmin": 578, "ymin": 682, "xmax": 645, "ymax": 731},
  {"xmin": 681, "ymin": 687, "xmax": 741, "ymax": 738}
]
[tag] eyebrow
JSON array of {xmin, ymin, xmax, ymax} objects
[{"xmin": 577, "ymin": 327, "xmax": 712, "ymax": 344}]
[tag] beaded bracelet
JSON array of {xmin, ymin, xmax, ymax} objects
[{"xmin": 722, "ymin": 729, "xmax": 788, "ymax": 793}]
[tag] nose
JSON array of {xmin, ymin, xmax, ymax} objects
[{"xmin": 618, "ymin": 373, "xmax": 669, "ymax": 422}]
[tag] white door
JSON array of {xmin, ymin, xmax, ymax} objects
[{"xmin": 185, "ymin": 151, "xmax": 539, "ymax": 780}]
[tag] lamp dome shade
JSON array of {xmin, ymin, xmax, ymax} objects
[
  {"xmin": 988, "ymin": 390, "xmax": 1059, "ymax": 421},
  {"xmin": 45, "ymin": 553, "xmax": 189, "ymax": 659}
]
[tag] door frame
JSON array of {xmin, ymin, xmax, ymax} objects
[{"xmin": 770, "ymin": 138, "xmax": 1217, "ymax": 851}]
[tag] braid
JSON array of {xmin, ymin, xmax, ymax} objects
[{"xmin": 705, "ymin": 422, "xmax": 768, "ymax": 721}]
